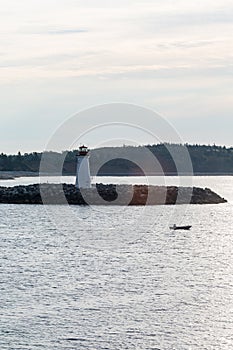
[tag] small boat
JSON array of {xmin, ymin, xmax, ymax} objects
[{"xmin": 170, "ymin": 224, "xmax": 192, "ymax": 231}]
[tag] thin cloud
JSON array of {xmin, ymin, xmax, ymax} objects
[
  {"xmin": 46, "ymin": 28, "xmax": 88, "ymax": 35},
  {"xmin": 156, "ymin": 40, "xmax": 218, "ymax": 50},
  {"xmin": 22, "ymin": 26, "xmax": 89, "ymax": 36}
]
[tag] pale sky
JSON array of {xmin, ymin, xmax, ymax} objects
[{"xmin": 0, "ymin": 0, "xmax": 232, "ymax": 153}]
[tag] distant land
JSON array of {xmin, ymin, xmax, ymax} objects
[{"xmin": 0, "ymin": 144, "xmax": 233, "ymax": 177}]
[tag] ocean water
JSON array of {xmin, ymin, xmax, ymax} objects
[{"xmin": 1, "ymin": 176, "xmax": 233, "ymax": 349}]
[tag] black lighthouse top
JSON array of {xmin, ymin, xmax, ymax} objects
[{"xmin": 78, "ymin": 145, "xmax": 89, "ymax": 156}]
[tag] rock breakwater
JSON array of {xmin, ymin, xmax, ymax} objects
[{"xmin": 0, "ymin": 184, "xmax": 227, "ymax": 205}]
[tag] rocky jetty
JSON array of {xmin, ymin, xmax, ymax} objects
[
  {"xmin": 0, "ymin": 184, "xmax": 227, "ymax": 205},
  {"xmin": 0, "ymin": 174, "xmax": 15, "ymax": 180}
]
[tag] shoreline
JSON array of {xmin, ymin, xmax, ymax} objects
[{"xmin": 1, "ymin": 172, "xmax": 233, "ymax": 181}]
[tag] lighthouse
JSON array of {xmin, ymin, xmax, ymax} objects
[{"xmin": 75, "ymin": 145, "xmax": 91, "ymax": 189}]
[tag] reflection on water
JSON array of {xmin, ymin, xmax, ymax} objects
[{"xmin": 1, "ymin": 202, "xmax": 233, "ymax": 349}]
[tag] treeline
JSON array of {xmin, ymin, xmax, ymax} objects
[
  {"xmin": 0, "ymin": 152, "xmax": 41, "ymax": 172},
  {"xmin": 0, "ymin": 144, "xmax": 233, "ymax": 175}
]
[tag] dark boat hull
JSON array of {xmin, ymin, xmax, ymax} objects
[{"xmin": 170, "ymin": 225, "xmax": 192, "ymax": 230}]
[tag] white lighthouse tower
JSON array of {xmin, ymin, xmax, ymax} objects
[{"xmin": 75, "ymin": 145, "xmax": 91, "ymax": 189}]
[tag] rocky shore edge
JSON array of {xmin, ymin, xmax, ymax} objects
[{"xmin": 0, "ymin": 184, "xmax": 227, "ymax": 205}]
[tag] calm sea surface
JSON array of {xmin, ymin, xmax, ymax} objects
[{"xmin": 1, "ymin": 176, "xmax": 233, "ymax": 349}]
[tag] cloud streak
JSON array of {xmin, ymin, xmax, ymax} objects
[{"xmin": 41, "ymin": 28, "xmax": 88, "ymax": 35}]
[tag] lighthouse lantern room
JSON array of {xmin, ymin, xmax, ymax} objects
[{"xmin": 75, "ymin": 145, "xmax": 91, "ymax": 189}]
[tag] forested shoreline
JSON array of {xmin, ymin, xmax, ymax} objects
[{"xmin": 0, "ymin": 144, "xmax": 233, "ymax": 175}]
